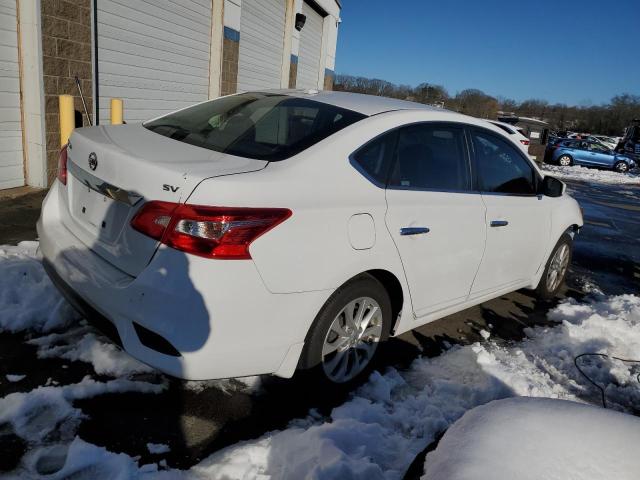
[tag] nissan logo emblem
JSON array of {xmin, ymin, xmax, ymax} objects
[{"xmin": 88, "ymin": 152, "xmax": 98, "ymax": 171}]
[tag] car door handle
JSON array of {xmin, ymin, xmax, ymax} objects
[
  {"xmin": 490, "ymin": 220, "xmax": 509, "ymax": 227},
  {"xmin": 400, "ymin": 227, "xmax": 430, "ymax": 236}
]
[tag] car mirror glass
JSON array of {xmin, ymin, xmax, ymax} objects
[{"xmin": 540, "ymin": 176, "xmax": 565, "ymax": 198}]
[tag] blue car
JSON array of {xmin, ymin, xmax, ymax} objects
[{"xmin": 546, "ymin": 139, "xmax": 637, "ymax": 173}]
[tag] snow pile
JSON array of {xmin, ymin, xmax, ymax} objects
[
  {"xmin": 0, "ymin": 241, "xmax": 76, "ymax": 333},
  {"xmin": 147, "ymin": 443, "xmax": 171, "ymax": 455},
  {"xmin": 542, "ymin": 164, "xmax": 640, "ymax": 185},
  {"xmin": 424, "ymin": 397, "xmax": 640, "ymax": 480},
  {"xmin": 29, "ymin": 326, "xmax": 154, "ymax": 377}
]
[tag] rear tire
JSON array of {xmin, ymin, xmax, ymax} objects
[
  {"xmin": 558, "ymin": 155, "xmax": 573, "ymax": 166},
  {"xmin": 298, "ymin": 274, "xmax": 392, "ymax": 387},
  {"xmin": 535, "ymin": 233, "xmax": 573, "ymax": 300},
  {"xmin": 614, "ymin": 161, "xmax": 629, "ymax": 173}
]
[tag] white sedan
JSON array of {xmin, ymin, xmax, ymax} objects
[{"xmin": 37, "ymin": 90, "xmax": 583, "ymax": 385}]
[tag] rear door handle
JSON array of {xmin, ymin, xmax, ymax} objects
[
  {"xmin": 400, "ymin": 227, "xmax": 430, "ymax": 236},
  {"xmin": 490, "ymin": 220, "xmax": 509, "ymax": 227}
]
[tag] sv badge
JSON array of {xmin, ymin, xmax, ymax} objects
[{"xmin": 163, "ymin": 184, "xmax": 179, "ymax": 193}]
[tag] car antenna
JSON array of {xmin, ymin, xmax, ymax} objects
[{"xmin": 75, "ymin": 75, "xmax": 93, "ymax": 126}]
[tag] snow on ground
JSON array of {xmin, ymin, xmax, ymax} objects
[
  {"xmin": 423, "ymin": 397, "xmax": 640, "ymax": 480},
  {"xmin": 541, "ymin": 164, "xmax": 640, "ymax": 185},
  {"xmin": 146, "ymin": 443, "xmax": 171, "ymax": 455},
  {"xmin": 3, "ymin": 241, "xmax": 640, "ymax": 478},
  {"xmin": 0, "ymin": 242, "xmax": 76, "ymax": 333}
]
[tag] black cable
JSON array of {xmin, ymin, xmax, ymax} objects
[{"xmin": 574, "ymin": 353, "xmax": 640, "ymax": 409}]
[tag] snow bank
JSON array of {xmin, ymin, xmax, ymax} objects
[
  {"xmin": 541, "ymin": 164, "xmax": 640, "ymax": 185},
  {"xmin": 0, "ymin": 242, "xmax": 75, "ymax": 333},
  {"xmin": 424, "ymin": 397, "xmax": 640, "ymax": 480},
  {"xmin": 29, "ymin": 326, "xmax": 154, "ymax": 377}
]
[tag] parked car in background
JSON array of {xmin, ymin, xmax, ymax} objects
[
  {"xmin": 488, "ymin": 120, "xmax": 530, "ymax": 156},
  {"xmin": 616, "ymin": 123, "xmax": 640, "ymax": 163},
  {"xmin": 546, "ymin": 139, "xmax": 636, "ymax": 172},
  {"xmin": 592, "ymin": 135, "xmax": 619, "ymax": 150},
  {"xmin": 37, "ymin": 91, "xmax": 583, "ymax": 386}
]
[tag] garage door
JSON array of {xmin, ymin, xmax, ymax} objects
[
  {"xmin": 0, "ymin": 0, "xmax": 24, "ymax": 189},
  {"xmin": 296, "ymin": 2, "xmax": 323, "ymax": 90},
  {"xmin": 237, "ymin": 0, "xmax": 285, "ymax": 91},
  {"xmin": 96, "ymin": 0, "xmax": 212, "ymax": 124}
]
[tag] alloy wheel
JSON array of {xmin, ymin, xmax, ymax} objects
[
  {"xmin": 559, "ymin": 156, "xmax": 572, "ymax": 166},
  {"xmin": 546, "ymin": 243, "xmax": 570, "ymax": 292},
  {"xmin": 615, "ymin": 162, "xmax": 628, "ymax": 173},
  {"xmin": 321, "ymin": 297, "xmax": 383, "ymax": 383}
]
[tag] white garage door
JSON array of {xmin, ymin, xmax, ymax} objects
[
  {"xmin": 237, "ymin": 0, "xmax": 285, "ymax": 91},
  {"xmin": 296, "ymin": 2, "xmax": 323, "ymax": 90},
  {"xmin": 96, "ymin": 0, "xmax": 212, "ymax": 124},
  {"xmin": 0, "ymin": 0, "xmax": 24, "ymax": 189}
]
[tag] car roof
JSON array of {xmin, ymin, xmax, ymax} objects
[{"xmin": 256, "ymin": 89, "xmax": 439, "ymax": 116}]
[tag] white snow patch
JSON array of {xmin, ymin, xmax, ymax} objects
[
  {"xmin": 542, "ymin": 164, "xmax": 640, "ymax": 185},
  {"xmin": 424, "ymin": 397, "xmax": 640, "ymax": 480},
  {"xmin": 0, "ymin": 376, "xmax": 166, "ymax": 444},
  {"xmin": 479, "ymin": 329, "xmax": 490, "ymax": 340},
  {"xmin": 29, "ymin": 326, "xmax": 154, "ymax": 377},
  {"xmin": 0, "ymin": 241, "xmax": 76, "ymax": 333},
  {"xmin": 147, "ymin": 443, "xmax": 170, "ymax": 455},
  {"xmin": 6, "ymin": 374, "xmax": 26, "ymax": 383}
]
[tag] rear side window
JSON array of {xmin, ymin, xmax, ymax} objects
[
  {"xmin": 472, "ymin": 130, "xmax": 537, "ymax": 195},
  {"xmin": 144, "ymin": 93, "xmax": 365, "ymax": 161},
  {"xmin": 351, "ymin": 131, "xmax": 397, "ymax": 185},
  {"xmin": 388, "ymin": 124, "xmax": 471, "ymax": 191}
]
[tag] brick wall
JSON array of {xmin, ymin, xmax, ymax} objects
[
  {"xmin": 221, "ymin": 27, "xmax": 239, "ymax": 96},
  {"xmin": 41, "ymin": 0, "xmax": 92, "ymax": 185}
]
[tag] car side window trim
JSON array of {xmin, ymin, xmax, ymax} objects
[
  {"xmin": 467, "ymin": 126, "xmax": 542, "ymax": 197},
  {"xmin": 384, "ymin": 121, "xmax": 476, "ymax": 194}
]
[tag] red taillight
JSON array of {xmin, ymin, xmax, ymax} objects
[
  {"xmin": 131, "ymin": 202, "xmax": 292, "ymax": 259},
  {"xmin": 58, "ymin": 145, "xmax": 68, "ymax": 185},
  {"xmin": 520, "ymin": 139, "xmax": 530, "ymax": 146}
]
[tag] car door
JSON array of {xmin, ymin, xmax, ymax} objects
[
  {"xmin": 384, "ymin": 123, "xmax": 486, "ymax": 317},
  {"xmin": 573, "ymin": 141, "xmax": 593, "ymax": 165},
  {"xmin": 469, "ymin": 128, "xmax": 551, "ymax": 298},
  {"xmin": 587, "ymin": 142, "xmax": 613, "ymax": 166}
]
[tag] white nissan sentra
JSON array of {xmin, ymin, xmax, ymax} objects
[{"xmin": 38, "ymin": 90, "xmax": 583, "ymax": 385}]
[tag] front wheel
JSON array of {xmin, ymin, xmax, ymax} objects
[
  {"xmin": 614, "ymin": 161, "xmax": 629, "ymax": 173},
  {"xmin": 535, "ymin": 233, "xmax": 573, "ymax": 300},
  {"xmin": 299, "ymin": 274, "xmax": 392, "ymax": 386}
]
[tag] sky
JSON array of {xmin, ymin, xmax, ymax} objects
[{"xmin": 335, "ymin": 0, "xmax": 639, "ymax": 105}]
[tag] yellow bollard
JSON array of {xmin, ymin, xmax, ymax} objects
[
  {"xmin": 110, "ymin": 98, "xmax": 123, "ymax": 125},
  {"xmin": 59, "ymin": 94, "xmax": 74, "ymax": 147}
]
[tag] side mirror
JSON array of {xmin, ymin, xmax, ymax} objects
[{"xmin": 540, "ymin": 176, "xmax": 566, "ymax": 197}]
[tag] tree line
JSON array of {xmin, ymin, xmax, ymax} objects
[{"xmin": 333, "ymin": 74, "xmax": 640, "ymax": 136}]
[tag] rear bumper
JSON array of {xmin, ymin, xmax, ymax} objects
[{"xmin": 37, "ymin": 182, "xmax": 330, "ymax": 380}]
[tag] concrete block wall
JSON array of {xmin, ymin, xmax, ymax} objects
[{"xmin": 40, "ymin": 0, "xmax": 92, "ymax": 185}]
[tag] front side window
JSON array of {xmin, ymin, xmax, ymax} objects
[
  {"xmin": 144, "ymin": 93, "xmax": 365, "ymax": 161},
  {"xmin": 388, "ymin": 124, "xmax": 470, "ymax": 191},
  {"xmin": 472, "ymin": 130, "xmax": 537, "ymax": 195},
  {"xmin": 589, "ymin": 143, "xmax": 609, "ymax": 153}
]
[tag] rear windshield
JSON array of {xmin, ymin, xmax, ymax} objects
[{"xmin": 144, "ymin": 93, "xmax": 366, "ymax": 161}]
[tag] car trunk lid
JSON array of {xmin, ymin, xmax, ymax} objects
[{"xmin": 61, "ymin": 124, "xmax": 267, "ymax": 277}]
